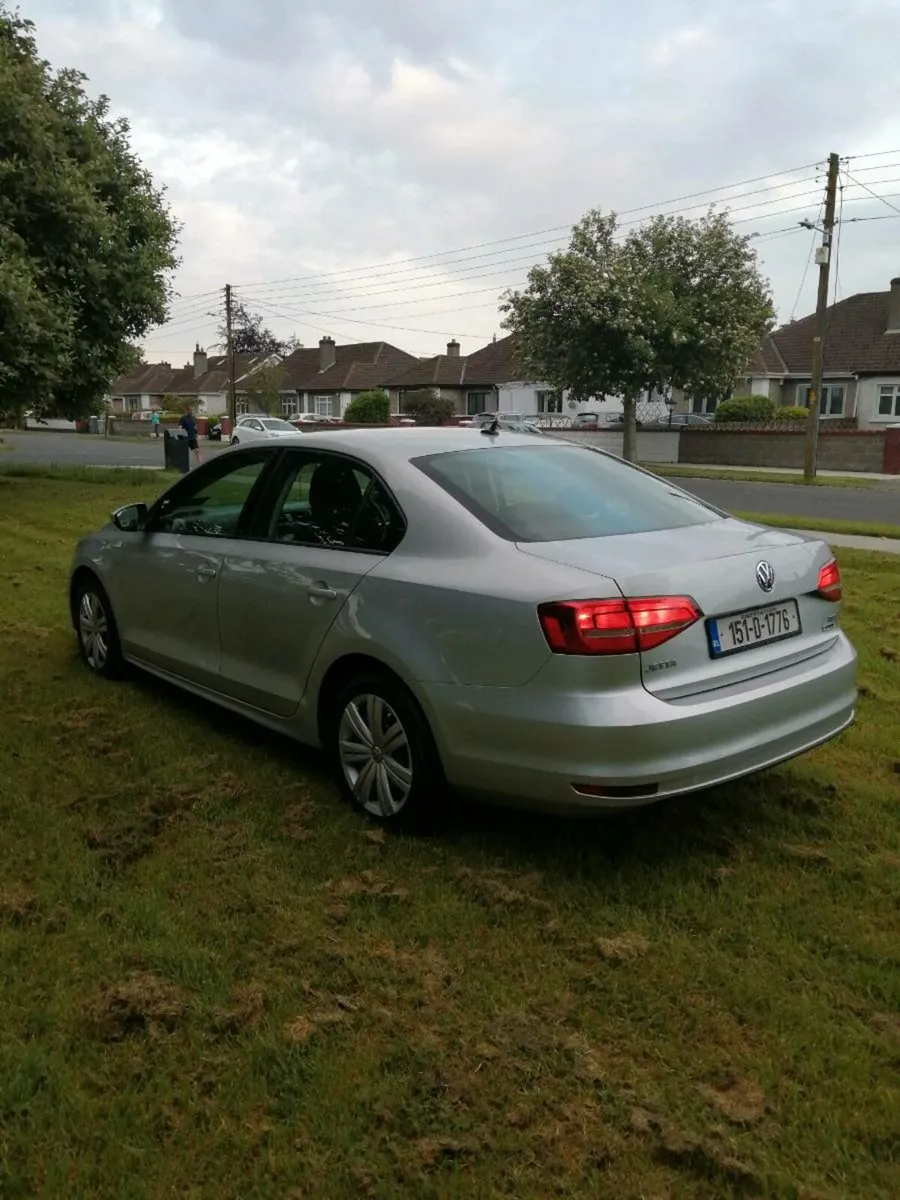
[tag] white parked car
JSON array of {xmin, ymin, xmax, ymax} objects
[{"xmin": 231, "ymin": 417, "xmax": 302, "ymax": 445}]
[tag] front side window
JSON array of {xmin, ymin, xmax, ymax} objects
[
  {"xmin": 878, "ymin": 384, "xmax": 900, "ymax": 417},
  {"xmin": 150, "ymin": 453, "xmax": 270, "ymax": 538},
  {"xmin": 414, "ymin": 444, "xmax": 719, "ymax": 543},
  {"xmin": 265, "ymin": 453, "xmax": 405, "ymax": 552}
]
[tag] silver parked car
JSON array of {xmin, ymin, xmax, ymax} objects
[
  {"xmin": 69, "ymin": 428, "xmax": 856, "ymax": 828},
  {"xmin": 231, "ymin": 416, "xmax": 302, "ymax": 444}
]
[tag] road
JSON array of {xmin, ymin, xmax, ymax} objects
[{"xmin": 3, "ymin": 431, "xmax": 900, "ymax": 525}]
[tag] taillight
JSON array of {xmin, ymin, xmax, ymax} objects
[
  {"xmin": 817, "ymin": 559, "xmax": 842, "ymax": 602},
  {"xmin": 538, "ymin": 596, "xmax": 702, "ymax": 655}
]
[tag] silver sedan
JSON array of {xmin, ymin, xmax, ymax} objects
[
  {"xmin": 231, "ymin": 416, "xmax": 301, "ymax": 444},
  {"xmin": 68, "ymin": 428, "xmax": 857, "ymax": 829}
]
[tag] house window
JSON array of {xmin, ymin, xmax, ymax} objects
[
  {"xmin": 536, "ymin": 389, "xmax": 563, "ymax": 413},
  {"xmin": 314, "ymin": 395, "xmax": 333, "ymax": 417},
  {"xmin": 877, "ymin": 384, "xmax": 900, "ymax": 418},
  {"xmin": 281, "ymin": 392, "xmax": 299, "ymax": 416},
  {"xmin": 236, "ymin": 398, "xmax": 251, "ymax": 416},
  {"xmin": 691, "ymin": 397, "xmax": 718, "ymax": 414},
  {"xmin": 795, "ymin": 383, "xmax": 845, "ymax": 416},
  {"xmin": 466, "ymin": 391, "xmax": 489, "ymax": 415},
  {"xmin": 124, "ymin": 395, "xmax": 142, "ymax": 413}
]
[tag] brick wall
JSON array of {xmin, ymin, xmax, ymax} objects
[
  {"xmin": 679, "ymin": 427, "xmax": 888, "ymax": 473},
  {"xmin": 546, "ymin": 429, "xmax": 680, "ymax": 463}
]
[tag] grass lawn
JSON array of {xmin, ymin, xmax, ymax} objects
[
  {"xmin": 1, "ymin": 470, "xmax": 898, "ymax": 1199},
  {"xmin": 734, "ymin": 511, "xmax": 900, "ymax": 541},
  {"xmin": 648, "ymin": 465, "xmax": 894, "ymax": 490}
]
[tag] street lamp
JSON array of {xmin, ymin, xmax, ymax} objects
[{"xmin": 665, "ymin": 394, "xmax": 676, "ymax": 428}]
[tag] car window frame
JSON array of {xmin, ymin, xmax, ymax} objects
[
  {"xmin": 247, "ymin": 447, "xmax": 407, "ymax": 556},
  {"xmin": 144, "ymin": 446, "xmax": 279, "ymax": 539}
]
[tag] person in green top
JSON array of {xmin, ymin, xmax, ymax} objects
[{"xmin": 149, "ymin": 409, "xmax": 160, "ymax": 438}]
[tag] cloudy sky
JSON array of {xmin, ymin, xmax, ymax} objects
[{"xmin": 22, "ymin": 0, "xmax": 900, "ymax": 363}]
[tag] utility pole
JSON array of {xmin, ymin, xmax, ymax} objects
[
  {"xmin": 225, "ymin": 283, "xmax": 237, "ymax": 425},
  {"xmin": 803, "ymin": 152, "xmax": 840, "ymax": 483}
]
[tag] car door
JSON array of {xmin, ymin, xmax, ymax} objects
[
  {"xmin": 235, "ymin": 419, "xmax": 263, "ymax": 443},
  {"xmin": 111, "ymin": 449, "xmax": 274, "ymax": 688},
  {"xmin": 215, "ymin": 448, "xmax": 406, "ymax": 717}
]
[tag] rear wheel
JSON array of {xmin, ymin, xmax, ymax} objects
[
  {"xmin": 329, "ymin": 672, "xmax": 446, "ymax": 831},
  {"xmin": 74, "ymin": 576, "xmax": 125, "ymax": 678},
  {"xmin": 231, "ymin": 436, "xmax": 240, "ymax": 445}
]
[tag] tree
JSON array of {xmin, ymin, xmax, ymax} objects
[
  {"xmin": 501, "ymin": 209, "xmax": 773, "ymax": 461},
  {"xmin": 241, "ymin": 362, "xmax": 286, "ymax": 415},
  {"xmin": 401, "ymin": 389, "xmax": 455, "ymax": 425},
  {"xmin": 0, "ymin": 7, "xmax": 179, "ymax": 420},
  {"xmin": 344, "ymin": 390, "xmax": 390, "ymax": 424},
  {"xmin": 219, "ymin": 302, "xmax": 300, "ymax": 356}
]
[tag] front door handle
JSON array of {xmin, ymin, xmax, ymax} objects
[
  {"xmin": 307, "ymin": 581, "xmax": 337, "ymax": 600},
  {"xmin": 196, "ymin": 564, "xmax": 218, "ymax": 579}
]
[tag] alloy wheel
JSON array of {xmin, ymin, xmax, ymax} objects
[
  {"xmin": 338, "ymin": 693, "xmax": 413, "ymax": 818},
  {"xmin": 78, "ymin": 591, "xmax": 109, "ymax": 671}
]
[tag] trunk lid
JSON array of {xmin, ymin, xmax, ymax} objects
[{"xmin": 518, "ymin": 518, "xmax": 839, "ymax": 700}]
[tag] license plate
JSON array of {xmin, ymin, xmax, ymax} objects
[{"xmin": 707, "ymin": 600, "xmax": 801, "ymax": 658}]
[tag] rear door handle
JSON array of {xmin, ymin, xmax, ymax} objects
[
  {"xmin": 307, "ymin": 582, "xmax": 337, "ymax": 600},
  {"xmin": 196, "ymin": 564, "xmax": 218, "ymax": 579}
]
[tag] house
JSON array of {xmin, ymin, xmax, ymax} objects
[
  {"xmin": 108, "ymin": 346, "xmax": 280, "ymax": 416},
  {"xmin": 718, "ymin": 275, "xmax": 900, "ymax": 428},
  {"xmin": 386, "ymin": 334, "xmax": 670, "ymax": 419},
  {"xmin": 280, "ymin": 338, "xmax": 419, "ymax": 418}
]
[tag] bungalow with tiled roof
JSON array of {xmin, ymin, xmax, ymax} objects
[
  {"xmin": 281, "ymin": 338, "xmax": 419, "ymax": 418},
  {"xmin": 730, "ymin": 276, "xmax": 900, "ymax": 428},
  {"xmin": 107, "ymin": 346, "xmax": 278, "ymax": 416}
]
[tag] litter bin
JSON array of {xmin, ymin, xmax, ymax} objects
[
  {"xmin": 163, "ymin": 428, "xmax": 190, "ymax": 474},
  {"xmin": 88, "ymin": 416, "xmax": 101, "ymax": 434}
]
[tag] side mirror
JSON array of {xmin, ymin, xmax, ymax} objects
[{"xmin": 112, "ymin": 503, "xmax": 149, "ymax": 532}]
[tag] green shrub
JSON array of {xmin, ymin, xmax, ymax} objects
[
  {"xmin": 344, "ymin": 390, "xmax": 390, "ymax": 424},
  {"xmin": 401, "ymin": 389, "xmax": 456, "ymax": 426},
  {"xmin": 714, "ymin": 395, "xmax": 776, "ymax": 423},
  {"xmin": 773, "ymin": 406, "xmax": 809, "ymax": 422}
]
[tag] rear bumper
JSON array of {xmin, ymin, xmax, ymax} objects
[{"xmin": 419, "ymin": 632, "xmax": 857, "ymax": 812}]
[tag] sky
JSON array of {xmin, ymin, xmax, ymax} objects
[{"xmin": 20, "ymin": 0, "xmax": 900, "ymax": 364}]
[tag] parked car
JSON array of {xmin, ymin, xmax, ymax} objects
[
  {"xmin": 231, "ymin": 416, "xmax": 302, "ymax": 444},
  {"xmin": 642, "ymin": 413, "xmax": 714, "ymax": 429},
  {"xmin": 69, "ymin": 429, "xmax": 856, "ymax": 830},
  {"xmin": 571, "ymin": 412, "xmax": 600, "ymax": 430}
]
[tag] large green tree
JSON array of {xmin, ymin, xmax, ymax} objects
[
  {"xmin": 501, "ymin": 209, "xmax": 774, "ymax": 461},
  {"xmin": 0, "ymin": 7, "xmax": 179, "ymax": 419}
]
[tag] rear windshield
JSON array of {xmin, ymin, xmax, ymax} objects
[
  {"xmin": 413, "ymin": 443, "xmax": 721, "ymax": 542},
  {"xmin": 262, "ymin": 419, "xmax": 296, "ymax": 431}
]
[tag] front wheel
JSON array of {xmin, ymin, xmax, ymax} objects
[
  {"xmin": 231, "ymin": 436, "xmax": 239, "ymax": 445},
  {"xmin": 74, "ymin": 576, "xmax": 125, "ymax": 678},
  {"xmin": 329, "ymin": 672, "xmax": 447, "ymax": 831}
]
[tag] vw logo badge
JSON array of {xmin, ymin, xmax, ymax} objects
[{"xmin": 756, "ymin": 561, "xmax": 776, "ymax": 592}]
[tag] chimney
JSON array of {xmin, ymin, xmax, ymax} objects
[
  {"xmin": 319, "ymin": 336, "xmax": 336, "ymax": 371},
  {"xmin": 887, "ymin": 278, "xmax": 900, "ymax": 334},
  {"xmin": 446, "ymin": 339, "xmax": 460, "ymax": 358},
  {"xmin": 193, "ymin": 343, "xmax": 208, "ymax": 378}
]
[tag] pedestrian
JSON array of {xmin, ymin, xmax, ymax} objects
[
  {"xmin": 150, "ymin": 409, "xmax": 160, "ymax": 438},
  {"xmin": 179, "ymin": 405, "xmax": 202, "ymax": 466}
]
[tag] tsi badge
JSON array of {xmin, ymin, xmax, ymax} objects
[{"xmin": 755, "ymin": 561, "xmax": 776, "ymax": 593}]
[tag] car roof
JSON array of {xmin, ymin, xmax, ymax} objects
[{"xmin": 237, "ymin": 425, "xmax": 554, "ymax": 463}]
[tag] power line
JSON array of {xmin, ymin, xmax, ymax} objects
[
  {"xmin": 845, "ymin": 147, "xmax": 900, "ymax": 160},
  {"xmin": 832, "ymin": 169, "xmax": 845, "ymax": 302},
  {"xmin": 242, "ymin": 295, "xmax": 494, "ymax": 340},
  {"xmin": 231, "ymin": 161, "xmax": 822, "ymax": 289},
  {"xmin": 790, "ymin": 202, "xmax": 823, "ymax": 322},
  {"xmin": 842, "ymin": 170, "xmax": 900, "ymax": 215}
]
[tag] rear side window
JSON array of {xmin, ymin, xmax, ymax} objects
[{"xmin": 413, "ymin": 444, "xmax": 721, "ymax": 542}]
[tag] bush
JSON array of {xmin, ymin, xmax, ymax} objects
[
  {"xmin": 714, "ymin": 395, "xmax": 776, "ymax": 423},
  {"xmin": 343, "ymin": 390, "xmax": 390, "ymax": 424},
  {"xmin": 401, "ymin": 389, "xmax": 456, "ymax": 426},
  {"xmin": 773, "ymin": 406, "xmax": 809, "ymax": 422}
]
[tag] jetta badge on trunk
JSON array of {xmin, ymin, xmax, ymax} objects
[{"xmin": 755, "ymin": 561, "xmax": 776, "ymax": 592}]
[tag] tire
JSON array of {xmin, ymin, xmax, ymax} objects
[
  {"xmin": 231, "ymin": 436, "xmax": 239, "ymax": 445},
  {"xmin": 328, "ymin": 671, "xmax": 447, "ymax": 831},
  {"xmin": 73, "ymin": 575, "xmax": 125, "ymax": 679}
]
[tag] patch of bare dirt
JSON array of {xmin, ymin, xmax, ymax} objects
[
  {"xmin": 879, "ymin": 646, "xmax": 897, "ymax": 662},
  {"xmin": 329, "ymin": 872, "xmax": 409, "ymax": 902},
  {"xmin": 870, "ymin": 1012, "xmax": 900, "ymax": 1040},
  {"xmin": 781, "ymin": 843, "xmax": 830, "ymax": 865},
  {"xmin": 283, "ymin": 1009, "xmax": 348, "ymax": 1045},
  {"xmin": 699, "ymin": 1075, "xmax": 766, "ymax": 1124},
  {"xmin": 85, "ymin": 972, "xmax": 188, "ymax": 1040},
  {"xmin": 0, "ymin": 884, "xmax": 36, "ymax": 923},
  {"xmin": 211, "ymin": 982, "xmax": 267, "ymax": 1034},
  {"xmin": 630, "ymin": 1108, "xmax": 762, "ymax": 1195},
  {"xmin": 594, "ymin": 932, "xmax": 650, "ymax": 962},
  {"xmin": 453, "ymin": 867, "xmax": 552, "ymax": 913},
  {"xmin": 365, "ymin": 828, "xmax": 386, "ymax": 846},
  {"xmin": 281, "ymin": 802, "xmax": 314, "ymax": 843}
]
